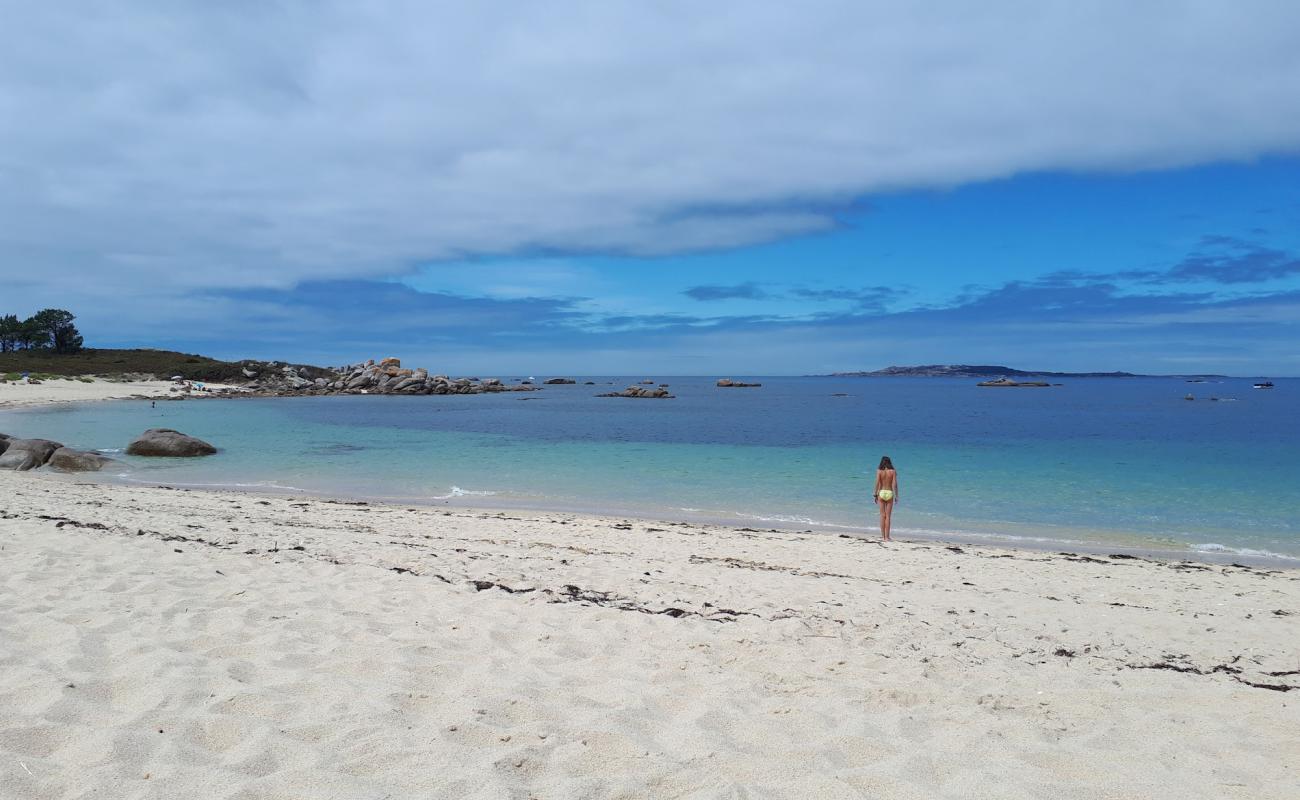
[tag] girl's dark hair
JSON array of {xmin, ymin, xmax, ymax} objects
[{"xmin": 879, "ymin": 456, "xmax": 894, "ymax": 470}]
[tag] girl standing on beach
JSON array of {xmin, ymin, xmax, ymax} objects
[{"xmin": 873, "ymin": 456, "xmax": 898, "ymax": 541}]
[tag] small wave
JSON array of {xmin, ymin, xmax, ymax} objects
[
  {"xmin": 115, "ymin": 475, "xmax": 306, "ymax": 492},
  {"xmin": 430, "ymin": 486, "xmax": 498, "ymax": 500},
  {"xmin": 732, "ymin": 511, "xmax": 865, "ymax": 530},
  {"xmin": 1190, "ymin": 542, "xmax": 1300, "ymax": 562},
  {"xmin": 97, "ymin": 448, "xmax": 124, "ymax": 454}
]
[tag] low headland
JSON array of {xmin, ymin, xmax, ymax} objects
[
  {"xmin": 1, "ymin": 348, "xmax": 693, "ymax": 403},
  {"xmin": 825, "ymin": 364, "xmax": 1231, "ymax": 379}
]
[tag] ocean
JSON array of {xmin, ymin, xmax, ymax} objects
[{"xmin": 3, "ymin": 376, "xmax": 1297, "ymax": 561}]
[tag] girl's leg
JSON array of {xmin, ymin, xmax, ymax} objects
[{"xmin": 882, "ymin": 501, "xmax": 893, "ymax": 540}]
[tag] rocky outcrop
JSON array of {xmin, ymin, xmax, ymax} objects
[
  {"xmin": 47, "ymin": 447, "xmax": 119, "ymax": 472},
  {"xmin": 141, "ymin": 357, "xmax": 539, "ymax": 400},
  {"xmin": 126, "ymin": 429, "xmax": 218, "ymax": 457},
  {"xmin": 306, "ymin": 359, "xmax": 538, "ymax": 397},
  {"xmin": 0, "ymin": 438, "xmax": 64, "ymax": 471},
  {"xmin": 716, "ymin": 379, "xmax": 761, "ymax": 388},
  {"xmin": 544, "ymin": 378, "xmax": 576, "ymax": 385},
  {"xmin": 598, "ymin": 384, "xmax": 674, "ymax": 399}
]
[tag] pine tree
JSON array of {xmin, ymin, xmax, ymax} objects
[
  {"xmin": 22, "ymin": 309, "xmax": 85, "ymax": 354},
  {"xmin": 0, "ymin": 314, "xmax": 20, "ymax": 352}
]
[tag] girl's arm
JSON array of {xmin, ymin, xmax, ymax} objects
[
  {"xmin": 873, "ymin": 470, "xmax": 882, "ymax": 503},
  {"xmin": 893, "ymin": 473, "xmax": 899, "ymax": 502}
]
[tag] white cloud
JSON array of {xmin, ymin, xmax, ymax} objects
[{"xmin": 2, "ymin": 1, "xmax": 1299, "ymax": 303}]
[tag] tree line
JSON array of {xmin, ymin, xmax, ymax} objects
[{"xmin": 0, "ymin": 309, "xmax": 85, "ymax": 354}]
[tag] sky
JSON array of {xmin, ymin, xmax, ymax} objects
[{"xmin": 2, "ymin": 2, "xmax": 1299, "ymax": 375}]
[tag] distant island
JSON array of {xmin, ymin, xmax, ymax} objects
[{"xmin": 824, "ymin": 364, "xmax": 1228, "ymax": 379}]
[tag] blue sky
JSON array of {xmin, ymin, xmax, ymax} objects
[{"xmin": 3, "ymin": 4, "xmax": 1299, "ymax": 374}]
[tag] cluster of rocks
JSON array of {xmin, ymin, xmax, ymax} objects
[
  {"xmin": 143, "ymin": 360, "xmax": 340, "ymax": 396},
  {"xmin": 0, "ymin": 428, "xmax": 217, "ymax": 472},
  {"xmin": 716, "ymin": 378, "xmax": 761, "ymax": 388},
  {"xmin": 597, "ymin": 384, "xmax": 674, "ymax": 399},
  {"xmin": 244, "ymin": 358, "xmax": 539, "ymax": 396},
  {"xmin": 234, "ymin": 361, "xmax": 342, "ymax": 394}
]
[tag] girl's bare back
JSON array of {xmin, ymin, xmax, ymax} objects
[{"xmin": 875, "ymin": 468, "xmax": 897, "ymax": 498}]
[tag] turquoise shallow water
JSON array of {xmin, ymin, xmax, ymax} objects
[{"xmin": 3, "ymin": 376, "xmax": 1297, "ymax": 560}]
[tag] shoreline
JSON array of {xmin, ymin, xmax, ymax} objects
[
  {"xmin": 2, "ymin": 469, "xmax": 1297, "ymax": 797},
  {"xmin": 4, "ymin": 392, "xmax": 1298, "ymax": 568},
  {"xmin": 32, "ymin": 467, "xmax": 1300, "ymax": 569}
]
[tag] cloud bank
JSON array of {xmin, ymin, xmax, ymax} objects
[{"xmin": 4, "ymin": 1, "xmax": 1300, "ymax": 298}]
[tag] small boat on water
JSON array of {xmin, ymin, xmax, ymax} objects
[{"xmin": 1253, "ymin": 381, "xmax": 1275, "ymax": 389}]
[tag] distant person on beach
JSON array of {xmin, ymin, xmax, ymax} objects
[{"xmin": 873, "ymin": 456, "xmax": 898, "ymax": 541}]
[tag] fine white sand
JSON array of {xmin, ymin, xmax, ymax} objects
[
  {"xmin": 0, "ymin": 379, "xmax": 177, "ymax": 409},
  {"xmin": 0, "ymin": 378, "xmax": 247, "ymax": 410},
  {"xmin": 1, "ymin": 472, "xmax": 1297, "ymax": 799}
]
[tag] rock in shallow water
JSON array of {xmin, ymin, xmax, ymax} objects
[
  {"xmin": 47, "ymin": 447, "xmax": 119, "ymax": 472},
  {"xmin": 126, "ymin": 429, "xmax": 217, "ymax": 457},
  {"xmin": 597, "ymin": 385, "xmax": 674, "ymax": 399}
]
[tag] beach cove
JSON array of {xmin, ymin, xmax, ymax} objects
[{"xmin": 9, "ymin": 4, "xmax": 1300, "ymax": 797}]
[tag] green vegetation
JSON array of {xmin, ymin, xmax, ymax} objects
[
  {"xmin": 0, "ymin": 348, "xmax": 334, "ymax": 382},
  {"xmin": 0, "ymin": 309, "xmax": 333, "ymax": 382}
]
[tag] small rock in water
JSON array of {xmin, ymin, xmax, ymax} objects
[{"xmin": 126, "ymin": 429, "xmax": 217, "ymax": 457}]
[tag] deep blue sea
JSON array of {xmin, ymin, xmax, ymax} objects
[{"xmin": 3, "ymin": 377, "xmax": 1297, "ymax": 561}]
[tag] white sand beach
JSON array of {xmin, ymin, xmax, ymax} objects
[
  {"xmin": 1, "ymin": 471, "xmax": 1296, "ymax": 799},
  {"xmin": 0, "ymin": 380, "xmax": 177, "ymax": 410},
  {"xmin": 0, "ymin": 379, "xmax": 250, "ymax": 411}
]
